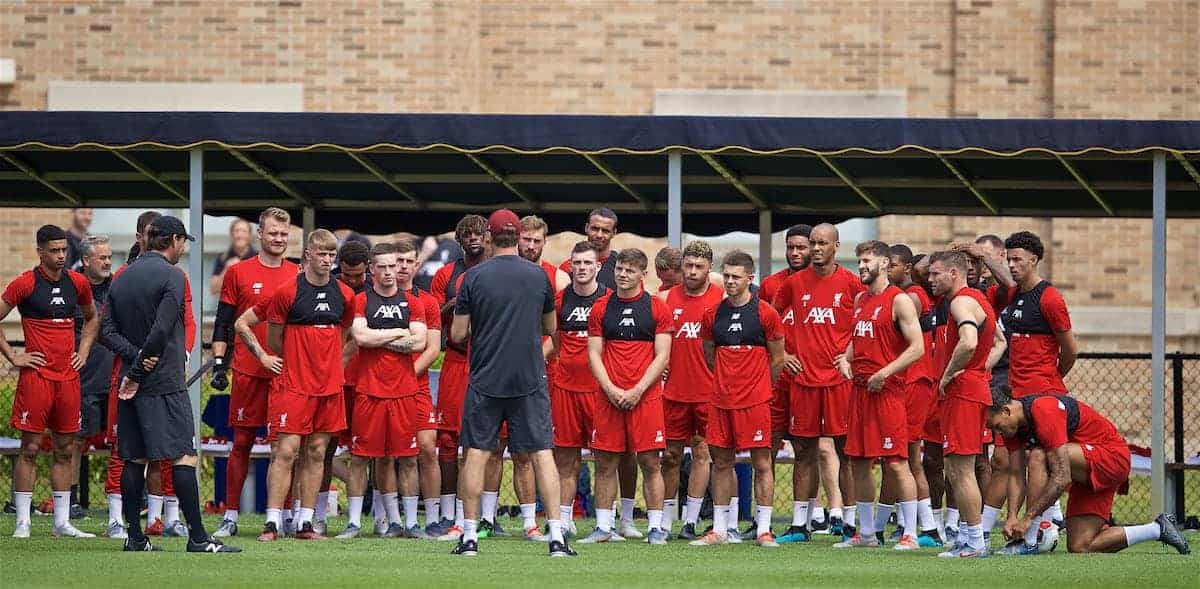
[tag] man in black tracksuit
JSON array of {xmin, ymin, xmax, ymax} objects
[{"xmin": 104, "ymin": 215, "xmax": 240, "ymax": 554}]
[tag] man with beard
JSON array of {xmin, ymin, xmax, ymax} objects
[
  {"xmin": 429, "ymin": 215, "xmax": 489, "ymax": 540},
  {"xmin": 73, "ymin": 236, "xmax": 117, "ymax": 533}
]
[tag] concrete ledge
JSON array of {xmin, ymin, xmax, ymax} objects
[{"xmin": 1071, "ymin": 306, "xmax": 1200, "ymax": 337}]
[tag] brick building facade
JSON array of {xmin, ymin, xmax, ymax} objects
[{"xmin": 1, "ymin": 0, "xmax": 1197, "ymax": 350}]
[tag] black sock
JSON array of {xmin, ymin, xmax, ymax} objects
[
  {"xmin": 70, "ymin": 484, "xmax": 78, "ymax": 506},
  {"xmin": 121, "ymin": 463, "xmax": 147, "ymax": 542},
  {"xmin": 172, "ymin": 464, "xmax": 209, "ymax": 543}
]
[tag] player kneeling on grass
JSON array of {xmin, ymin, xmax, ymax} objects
[
  {"xmin": 987, "ymin": 386, "xmax": 1189, "ymax": 555},
  {"xmin": 689, "ymin": 251, "xmax": 786, "ymax": 548},
  {"xmin": 833, "ymin": 240, "xmax": 925, "ymax": 550},
  {"xmin": 340, "ymin": 242, "xmax": 428, "ymax": 539}
]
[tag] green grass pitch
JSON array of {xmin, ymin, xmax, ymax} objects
[{"xmin": 1, "ymin": 513, "xmax": 1195, "ymax": 589}]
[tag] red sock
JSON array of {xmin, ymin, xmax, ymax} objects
[
  {"xmin": 225, "ymin": 428, "xmax": 256, "ymax": 511},
  {"xmin": 105, "ymin": 455, "xmax": 124, "ymax": 496},
  {"xmin": 159, "ymin": 460, "xmax": 175, "ymax": 496}
]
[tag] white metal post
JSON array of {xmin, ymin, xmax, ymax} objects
[
  {"xmin": 303, "ymin": 206, "xmax": 316, "ymax": 243},
  {"xmin": 1150, "ymin": 151, "xmax": 1167, "ymax": 515},
  {"xmin": 668, "ymin": 151, "xmax": 682, "ymax": 248},
  {"xmin": 758, "ymin": 209, "xmax": 772, "ymax": 282},
  {"xmin": 188, "ymin": 149, "xmax": 205, "ymax": 457}
]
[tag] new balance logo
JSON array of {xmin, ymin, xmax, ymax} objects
[
  {"xmin": 373, "ymin": 304, "xmax": 405, "ymax": 320},
  {"xmin": 654, "ymin": 430, "xmax": 664, "ymax": 443},
  {"xmin": 883, "ymin": 437, "xmax": 893, "ymax": 449},
  {"xmin": 676, "ymin": 321, "xmax": 701, "ymax": 339},
  {"xmin": 565, "ymin": 306, "xmax": 591, "ymax": 323},
  {"xmin": 18, "ymin": 410, "xmax": 28, "ymax": 425},
  {"xmin": 805, "ymin": 307, "xmax": 836, "ymax": 324},
  {"xmin": 316, "ymin": 292, "xmax": 327, "ymax": 299},
  {"xmin": 409, "ymin": 437, "xmax": 418, "ymax": 449},
  {"xmin": 801, "ymin": 294, "xmax": 812, "ymax": 307},
  {"xmin": 51, "ymin": 287, "xmax": 60, "ymax": 294},
  {"xmin": 732, "ymin": 313, "xmax": 741, "ymax": 320},
  {"xmin": 752, "ymin": 429, "xmax": 764, "ymax": 442},
  {"xmin": 315, "ymin": 302, "xmax": 331, "ymax": 312},
  {"xmin": 351, "ymin": 435, "xmax": 360, "ymax": 449},
  {"xmin": 853, "ymin": 320, "xmax": 875, "ymax": 338}
]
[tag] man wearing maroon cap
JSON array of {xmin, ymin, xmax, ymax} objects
[{"xmin": 448, "ymin": 209, "xmax": 575, "ymax": 557}]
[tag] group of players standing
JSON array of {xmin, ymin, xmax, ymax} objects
[{"xmin": 2, "ymin": 205, "xmax": 1190, "ymax": 558}]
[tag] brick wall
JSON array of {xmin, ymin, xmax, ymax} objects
[{"xmin": 1, "ymin": 0, "xmax": 1197, "ymax": 349}]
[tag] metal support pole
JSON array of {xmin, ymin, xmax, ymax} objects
[
  {"xmin": 1150, "ymin": 151, "xmax": 1167, "ymax": 515},
  {"xmin": 1171, "ymin": 354, "xmax": 1184, "ymax": 517},
  {"xmin": 302, "ymin": 206, "xmax": 316, "ymax": 243},
  {"xmin": 758, "ymin": 209, "xmax": 772, "ymax": 282},
  {"xmin": 188, "ymin": 149, "xmax": 205, "ymax": 462},
  {"xmin": 667, "ymin": 151, "xmax": 682, "ymax": 248}
]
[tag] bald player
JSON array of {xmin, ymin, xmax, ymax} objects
[{"xmin": 773, "ymin": 223, "xmax": 866, "ymax": 542}]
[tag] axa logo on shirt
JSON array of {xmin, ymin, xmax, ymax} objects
[
  {"xmin": 618, "ymin": 307, "xmax": 636, "ymax": 327},
  {"xmin": 565, "ymin": 306, "xmax": 591, "ymax": 323},
  {"xmin": 805, "ymin": 307, "xmax": 836, "ymax": 324},
  {"xmin": 853, "ymin": 319, "xmax": 875, "ymax": 339},
  {"xmin": 373, "ymin": 304, "xmax": 405, "ymax": 320},
  {"xmin": 781, "ymin": 308, "xmax": 795, "ymax": 325},
  {"xmin": 676, "ymin": 321, "xmax": 702, "ymax": 339}
]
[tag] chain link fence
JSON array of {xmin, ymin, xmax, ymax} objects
[{"xmin": 2, "ymin": 344, "xmax": 1197, "ymax": 526}]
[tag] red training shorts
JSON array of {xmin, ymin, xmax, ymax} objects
[
  {"xmin": 845, "ymin": 384, "xmax": 908, "ymax": 459},
  {"xmin": 922, "ymin": 397, "xmax": 943, "ymax": 445},
  {"xmin": 551, "ymin": 385, "xmax": 595, "ymax": 449},
  {"xmin": 664, "ymin": 399, "xmax": 709, "ymax": 443},
  {"xmin": 229, "ymin": 372, "xmax": 271, "ymax": 428},
  {"xmin": 788, "ymin": 380, "xmax": 851, "ymax": 439},
  {"xmin": 706, "ymin": 402, "xmax": 772, "ymax": 451},
  {"xmin": 436, "ymin": 353, "xmax": 469, "ymax": 433},
  {"xmin": 11, "ymin": 371, "xmax": 80, "ymax": 434},
  {"xmin": 1067, "ymin": 443, "xmax": 1131, "ymax": 520},
  {"xmin": 267, "ymin": 388, "xmax": 347, "ymax": 437},
  {"xmin": 590, "ymin": 391, "xmax": 666, "ymax": 454},
  {"xmin": 940, "ymin": 396, "xmax": 987, "ymax": 456},
  {"xmin": 414, "ymin": 393, "xmax": 438, "ymax": 432},
  {"xmin": 769, "ymin": 376, "xmax": 791, "ymax": 437},
  {"xmin": 904, "ymin": 378, "xmax": 937, "ymax": 445},
  {"xmin": 350, "ymin": 394, "xmax": 420, "ymax": 458}
]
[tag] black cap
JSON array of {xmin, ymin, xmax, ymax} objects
[{"xmin": 147, "ymin": 215, "xmax": 196, "ymax": 241}]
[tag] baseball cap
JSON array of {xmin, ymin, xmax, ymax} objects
[
  {"xmin": 147, "ymin": 215, "xmax": 196, "ymax": 241},
  {"xmin": 487, "ymin": 208, "xmax": 520, "ymax": 235}
]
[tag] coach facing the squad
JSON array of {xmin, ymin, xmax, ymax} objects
[
  {"xmin": 449, "ymin": 209, "xmax": 575, "ymax": 558},
  {"xmin": 107, "ymin": 215, "xmax": 240, "ymax": 554}
]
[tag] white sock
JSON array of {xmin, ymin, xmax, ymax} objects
[
  {"xmin": 896, "ymin": 504, "xmax": 906, "ymax": 530},
  {"xmin": 874, "ymin": 503, "xmax": 894, "ymax": 534},
  {"xmin": 481, "ymin": 491, "xmax": 499, "ymax": 523},
  {"xmin": 596, "ymin": 508, "xmax": 615, "ymax": 532},
  {"xmin": 163, "ymin": 496, "xmax": 179, "ymax": 524},
  {"xmin": 946, "ymin": 508, "xmax": 960, "ymax": 530},
  {"xmin": 844, "ymin": 505, "xmax": 857, "ymax": 529},
  {"xmin": 327, "ymin": 489, "xmax": 339, "ymax": 516},
  {"xmin": 424, "ymin": 498, "xmax": 440, "ymax": 526},
  {"xmin": 620, "ymin": 498, "xmax": 635, "ymax": 526},
  {"xmin": 298, "ymin": 506, "xmax": 315, "ymax": 526},
  {"xmin": 857, "ymin": 501, "xmax": 875, "ymax": 536},
  {"xmin": 463, "ymin": 519, "xmax": 478, "ymax": 542},
  {"xmin": 454, "ymin": 498, "xmax": 464, "ymax": 527},
  {"xmin": 812, "ymin": 505, "xmax": 826, "ymax": 524},
  {"xmin": 756, "ymin": 506, "xmax": 773, "ymax": 536},
  {"xmin": 519, "ymin": 503, "xmax": 537, "ymax": 530},
  {"xmin": 315, "ymin": 491, "xmax": 329, "ymax": 522},
  {"xmin": 53, "ymin": 490, "xmax": 71, "ymax": 527},
  {"xmin": 439, "ymin": 494, "xmax": 455, "ymax": 522},
  {"xmin": 559, "ymin": 503, "xmax": 573, "ymax": 526},
  {"xmin": 791, "ymin": 501, "xmax": 810, "ymax": 527},
  {"xmin": 898, "ymin": 501, "xmax": 918, "ymax": 539},
  {"xmin": 662, "ymin": 498, "xmax": 677, "ymax": 532},
  {"xmin": 1123, "ymin": 522, "xmax": 1162, "ymax": 547},
  {"xmin": 1024, "ymin": 515, "xmax": 1042, "ymax": 546},
  {"xmin": 147, "ymin": 494, "xmax": 164, "ymax": 526},
  {"xmin": 712, "ymin": 505, "xmax": 730, "ymax": 538},
  {"xmin": 647, "ymin": 509, "xmax": 663, "ymax": 531},
  {"xmin": 14, "ymin": 491, "xmax": 32, "ymax": 525},
  {"xmin": 728, "ymin": 496, "xmax": 740, "ymax": 525},
  {"xmin": 981, "ymin": 504, "xmax": 1001, "ymax": 531},
  {"xmin": 684, "ymin": 496, "xmax": 704, "ymax": 525},
  {"xmin": 266, "ymin": 507, "xmax": 282, "ymax": 527},
  {"xmin": 108, "ymin": 493, "xmax": 124, "ymax": 526},
  {"xmin": 223, "ymin": 509, "xmax": 239, "ymax": 523},
  {"xmin": 347, "ymin": 496, "xmax": 363, "ymax": 527},
  {"xmin": 967, "ymin": 523, "xmax": 985, "ymax": 550},
  {"xmin": 547, "ymin": 518, "xmax": 565, "ymax": 543},
  {"xmin": 917, "ymin": 498, "xmax": 937, "ymax": 532},
  {"xmin": 824, "ymin": 501, "xmax": 836, "ymax": 521},
  {"xmin": 373, "ymin": 490, "xmax": 384, "ymax": 521},
  {"xmin": 403, "ymin": 496, "xmax": 419, "ymax": 529},
  {"xmin": 384, "ymin": 493, "xmax": 402, "ymax": 525}
]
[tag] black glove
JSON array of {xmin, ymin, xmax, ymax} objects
[{"xmin": 211, "ymin": 357, "xmax": 229, "ymax": 391}]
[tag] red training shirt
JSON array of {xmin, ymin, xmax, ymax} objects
[
  {"xmin": 774, "ymin": 265, "xmax": 866, "ymax": 387},
  {"xmin": 352, "ymin": 287, "xmax": 425, "ymax": 398},
  {"xmin": 932, "ymin": 287, "xmax": 996, "ymax": 405},
  {"xmin": 260, "ymin": 274, "xmax": 355, "ymax": 396},
  {"xmin": 2, "ymin": 267, "xmax": 93, "ymax": 380},
  {"xmin": 587, "ymin": 289, "xmax": 673, "ymax": 395},
  {"xmin": 702, "ymin": 298, "xmax": 784, "ymax": 409},
  {"xmin": 219, "ymin": 256, "xmax": 299, "ymax": 379},
  {"xmin": 663, "ymin": 283, "xmax": 724, "ymax": 403},
  {"xmin": 849, "ymin": 285, "xmax": 909, "ymax": 393}
]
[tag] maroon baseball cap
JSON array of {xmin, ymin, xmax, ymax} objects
[{"xmin": 487, "ymin": 208, "xmax": 520, "ymax": 234}]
